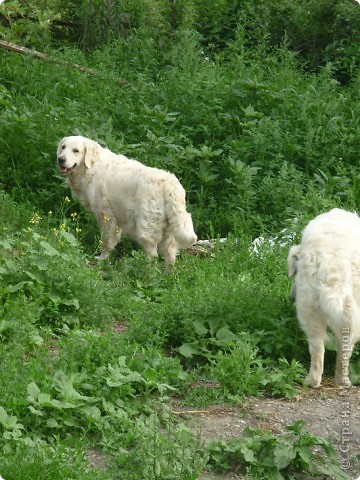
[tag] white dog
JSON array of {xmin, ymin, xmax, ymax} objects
[
  {"xmin": 57, "ymin": 135, "xmax": 197, "ymax": 269},
  {"xmin": 288, "ymin": 208, "xmax": 360, "ymax": 388}
]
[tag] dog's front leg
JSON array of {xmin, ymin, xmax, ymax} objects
[
  {"xmin": 305, "ymin": 337, "xmax": 325, "ymax": 388},
  {"xmin": 95, "ymin": 212, "xmax": 121, "ymax": 260}
]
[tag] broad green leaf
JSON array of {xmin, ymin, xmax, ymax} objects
[
  {"xmin": 40, "ymin": 240, "xmax": 60, "ymax": 256},
  {"xmin": 240, "ymin": 444, "xmax": 255, "ymax": 463},
  {"xmin": 207, "ymin": 318, "xmax": 223, "ymax": 336},
  {"xmin": 29, "ymin": 332, "xmax": 44, "ymax": 346},
  {"xmin": 296, "ymin": 445, "xmax": 312, "ymax": 466},
  {"xmin": 48, "ymin": 293, "xmax": 61, "ymax": 305},
  {"xmin": 46, "ymin": 418, "xmax": 59, "ymax": 428},
  {"xmin": 53, "ymin": 371, "xmax": 97, "ymax": 404},
  {"xmin": 274, "ymin": 443, "xmax": 296, "ymax": 470},
  {"xmin": 62, "ymin": 314, "xmax": 80, "ymax": 325},
  {"xmin": 6, "ymin": 415, "xmax": 23, "ymax": 430},
  {"xmin": 38, "ymin": 393, "xmax": 53, "ymax": 405},
  {"xmin": 0, "ymin": 406, "xmax": 8, "ymax": 425},
  {"xmin": 30, "ymin": 255, "xmax": 48, "ymax": 271},
  {"xmin": 0, "ymin": 239, "xmax": 13, "ymax": 249},
  {"xmin": 49, "ymin": 294, "xmax": 79, "ymax": 309},
  {"xmin": 59, "ymin": 230, "xmax": 78, "ymax": 245},
  {"xmin": 25, "ymin": 270, "xmax": 43, "ymax": 282},
  {"xmin": 27, "ymin": 382, "xmax": 41, "ymax": 400},
  {"xmin": 28, "ymin": 406, "xmax": 44, "ymax": 417},
  {"xmin": 64, "ymin": 417, "xmax": 76, "ymax": 426},
  {"xmin": 81, "ymin": 406, "xmax": 102, "ymax": 419},
  {"xmin": 50, "ymin": 398, "xmax": 78, "ymax": 409},
  {"xmin": 193, "ymin": 320, "xmax": 208, "ymax": 336},
  {"xmin": 216, "ymin": 327, "xmax": 238, "ymax": 343},
  {"xmin": 178, "ymin": 343, "xmax": 201, "ymax": 358},
  {"xmin": 62, "ymin": 298, "xmax": 80, "ymax": 309},
  {"xmin": 105, "ymin": 370, "xmax": 142, "ymax": 387},
  {"xmin": 244, "ymin": 105, "xmax": 258, "ymax": 116},
  {"xmin": 7, "ymin": 281, "xmax": 32, "ymax": 293},
  {"xmin": 3, "ymin": 431, "xmax": 18, "ymax": 440},
  {"xmin": 286, "ymin": 420, "xmax": 306, "ymax": 434}
]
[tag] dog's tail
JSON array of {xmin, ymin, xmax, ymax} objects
[
  {"xmin": 164, "ymin": 177, "xmax": 197, "ymax": 248},
  {"xmin": 315, "ymin": 254, "xmax": 355, "ymax": 330}
]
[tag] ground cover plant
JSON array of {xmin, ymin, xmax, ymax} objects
[
  {"xmin": 207, "ymin": 420, "xmax": 351, "ymax": 480},
  {"xmin": 1, "ymin": 191, "xmax": 358, "ymax": 479},
  {"xmin": 1, "ymin": 0, "xmax": 360, "ymax": 478}
]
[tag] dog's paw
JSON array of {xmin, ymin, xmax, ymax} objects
[{"xmin": 305, "ymin": 374, "xmax": 321, "ymax": 388}]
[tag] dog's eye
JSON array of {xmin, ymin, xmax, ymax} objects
[
  {"xmin": 61, "ymin": 145, "xmax": 65, "ymax": 150},
  {"xmin": 73, "ymin": 148, "xmax": 79, "ymax": 153}
]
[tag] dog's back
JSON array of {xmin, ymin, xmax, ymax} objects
[
  {"xmin": 91, "ymin": 149, "xmax": 197, "ymax": 246},
  {"xmin": 299, "ymin": 209, "xmax": 360, "ymax": 328}
]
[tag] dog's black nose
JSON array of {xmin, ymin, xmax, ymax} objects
[{"xmin": 58, "ymin": 156, "xmax": 65, "ymax": 165}]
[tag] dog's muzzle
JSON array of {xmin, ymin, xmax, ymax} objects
[{"xmin": 58, "ymin": 156, "xmax": 77, "ymax": 175}]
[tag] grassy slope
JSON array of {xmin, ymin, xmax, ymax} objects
[
  {"xmin": 0, "ymin": 190, "xmax": 356, "ymax": 479},
  {"xmin": 1, "ymin": 21, "xmax": 359, "ymax": 478}
]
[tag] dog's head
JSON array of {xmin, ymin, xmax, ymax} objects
[
  {"xmin": 287, "ymin": 244, "xmax": 301, "ymax": 278},
  {"xmin": 57, "ymin": 136, "xmax": 99, "ymax": 175}
]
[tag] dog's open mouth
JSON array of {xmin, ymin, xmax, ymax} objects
[{"xmin": 60, "ymin": 164, "xmax": 77, "ymax": 175}]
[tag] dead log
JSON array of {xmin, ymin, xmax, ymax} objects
[{"xmin": 0, "ymin": 40, "xmax": 127, "ymax": 85}]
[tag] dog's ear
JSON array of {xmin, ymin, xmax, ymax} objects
[
  {"xmin": 84, "ymin": 139, "xmax": 99, "ymax": 169},
  {"xmin": 287, "ymin": 245, "xmax": 300, "ymax": 277}
]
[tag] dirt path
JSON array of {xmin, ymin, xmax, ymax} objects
[{"xmin": 174, "ymin": 383, "xmax": 360, "ymax": 479}]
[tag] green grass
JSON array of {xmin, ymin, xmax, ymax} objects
[
  {"xmin": 1, "ymin": 5, "xmax": 360, "ymax": 475},
  {"xmin": 0, "ymin": 443, "xmax": 111, "ymax": 480},
  {"xmin": 1, "ymin": 33, "xmax": 360, "ymax": 238},
  {"xmin": 0, "ymin": 191, "xmax": 356, "ymax": 479}
]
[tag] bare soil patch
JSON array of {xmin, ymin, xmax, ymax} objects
[{"xmin": 173, "ymin": 382, "xmax": 360, "ymax": 479}]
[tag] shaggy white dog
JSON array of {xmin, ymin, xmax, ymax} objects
[
  {"xmin": 57, "ymin": 135, "xmax": 197, "ymax": 269},
  {"xmin": 288, "ymin": 208, "xmax": 360, "ymax": 387}
]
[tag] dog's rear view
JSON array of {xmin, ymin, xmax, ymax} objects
[{"xmin": 288, "ymin": 208, "xmax": 360, "ymax": 387}]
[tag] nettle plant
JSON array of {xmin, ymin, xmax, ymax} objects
[
  {"xmin": 178, "ymin": 319, "xmax": 305, "ymax": 401},
  {"xmin": 0, "ymin": 210, "xmax": 119, "ymax": 343},
  {"xmin": 0, "ymin": 352, "xmax": 185, "ymax": 447},
  {"xmin": 1, "ymin": 227, "xmax": 82, "ymax": 335},
  {"xmin": 208, "ymin": 420, "xmax": 350, "ymax": 480}
]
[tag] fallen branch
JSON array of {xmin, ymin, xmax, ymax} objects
[
  {"xmin": 0, "ymin": 40, "xmax": 127, "ymax": 85},
  {"xmin": 172, "ymin": 410, "xmax": 211, "ymax": 415}
]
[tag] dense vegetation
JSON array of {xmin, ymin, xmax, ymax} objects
[{"xmin": 0, "ymin": 0, "xmax": 359, "ymax": 478}]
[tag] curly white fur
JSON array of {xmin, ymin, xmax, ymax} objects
[
  {"xmin": 288, "ymin": 208, "xmax": 360, "ymax": 387},
  {"xmin": 57, "ymin": 135, "xmax": 197, "ymax": 270}
]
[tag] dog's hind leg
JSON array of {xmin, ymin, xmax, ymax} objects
[
  {"xmin": 297, "ymin": 303, "xmax": 327, "ymax": 388},
  {"xmin": 95, "ymin": 213, "xmax": 121, "ymax": 259},
  {"xmin": 306, "ymin": 336, "xmax": 325, "ymax": 388}
]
